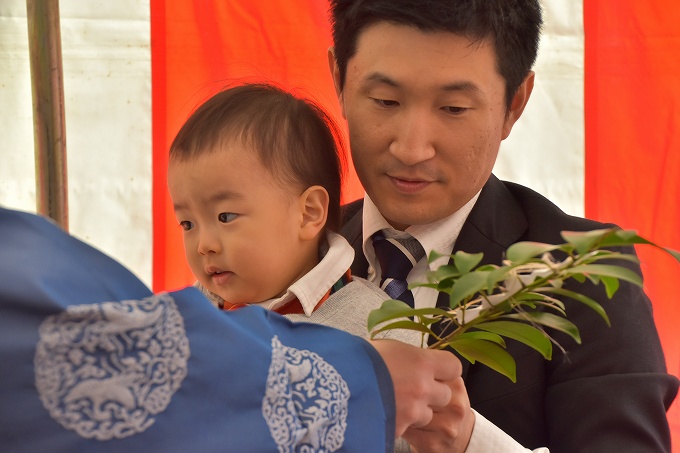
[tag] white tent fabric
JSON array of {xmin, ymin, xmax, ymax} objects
[
  {"xmin": 0, "ymin": 0, "xmax": 583, "ymax": 288},
  {"xmin": 1, "ymin": 0, "xmax": 152, "ymax": 284}
]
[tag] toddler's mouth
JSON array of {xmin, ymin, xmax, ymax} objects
[
  {"xmin": 206, "ymin": 266, "xmax": 227, "ymax": 276},
  {"xmin": 209, "ymin": 269, "xmax": 233, "ymax": 286}
]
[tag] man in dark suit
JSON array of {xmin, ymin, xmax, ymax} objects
[{"xmin": 327, "ymin": 0, "xmax": 679, "ymax": 452}]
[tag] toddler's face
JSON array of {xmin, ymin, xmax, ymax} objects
[{"xmin": 167, "ymin": 144, "xmax": 315, "ymax": 305}]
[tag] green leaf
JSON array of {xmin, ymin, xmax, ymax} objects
[
  {"xmin": 475, "ymin": 321, "xmax": 553, "ymax": 360},
  {"xmin": 579, "ymin": 250, "xmax": 640, "ymax": 266},
  {"xmin": 445, "ymin": 338, "xmax": 517, "ymax": 382},
  {"xmin": 598, "ymin": 229, "xmax": 656, "ymax": 247},
  {"xmin": 427, "ymin": 264, "xmax": 461, "ymax": 281},
  {"xmin": 486, "ymin": 267, "xmax": 512, "ymax": 291},
  {"xmin": 427, "ymin": 249, "xmax": 451, "ymax": 263},
  {"xmin": 367, "ymin": 299, "xmax": 412, "ymax": 331},
  {"xmin": 477, "ymin": 263, "xmax": 502, "ymax": 272},
  {"xmin": 599, "ymin": 275, "xmax": 620, "ymax": 298},
  {"xmin": 581, "ymin": 273, "xmax": 601, "ymax": 285},
  {"xmin": 571, "ymin": 273, "xmax": 586, "ymax": 283},
  {"xmin": 659, "ymin": 247, "xmax": 680, "ymax": 263},
  {"xmin": 367, "ymin": 299, "xmax": 450, "ymax": 331},
  {"xmin": 504, "ymin": 312, "xmax": 581, "ymax": 344},
  {"xmin": 370, "ymin": 319, "xmax": 434, "ymax": 337},
  {"xmin": 561, "ymin": 229, "xmax": 613, "ymax": 254},
  {"xmin": 541, "ymin": 287, "xmax": 610, "ymax": 326},
  {"xmin": 456, "ymin": 331, "xmax": 506, "ymax": 346},
  {"xmin": 564, "ymin": 228, "xmax": 680, "ymax": 264},
  {"xmin": 564, "ymin": 264, "xmax": 642, "ymax": 287},
  {"xmin": 526, "ymin": 295, "xmax": 567, "ymax": 315},
  {"xmin": 448, "ymin": 271, "xmax": 492, "ymax": 308},
  {"xmin": 609, "ymin": 228, "xmax": 642, "ymax": 242},
  {"xmin": 453, "ymin": 251, "xmax": 484, "ymax": 274},
  {"xmin": 506, "ymin": 241, "xmax": 562, "ymax": 263},
  {"xmin": 409, "ymin": 281, "xmax": 446, "ymax": 291},
  {"xmin": 664, "ymin": 247, "xmax": 680, "ymax": 263}
]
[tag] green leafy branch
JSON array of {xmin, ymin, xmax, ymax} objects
[{"xmin": 367, "ymin": 228, "xmax": 680, "ymax": 382}]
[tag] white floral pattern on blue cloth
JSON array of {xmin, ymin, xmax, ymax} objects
[
  {"xmin": 263, "ymin": 336, "xmax": 350, "ymax": 452},
  {"xmin": 34, "ymin": 293, "xmax": 190, "ymax": 440}
]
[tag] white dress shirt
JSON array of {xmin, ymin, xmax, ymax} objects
[
  {"xmin": 361, "ymin": 192, "xmax": 549, "ymax": 453},
  {"xmin": 255, "ymin": 232, "xmax": 354, "ymax": 315}
]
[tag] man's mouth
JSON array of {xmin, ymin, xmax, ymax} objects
[{"xmin": 388, "ymin": 175, "xmax": 432, "ymax": 193}]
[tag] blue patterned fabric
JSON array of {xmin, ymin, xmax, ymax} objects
[{"xmin": 0, "ymin": 208, "xmax": 395, "ymax": 452}]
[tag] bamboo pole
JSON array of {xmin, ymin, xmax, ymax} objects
[{"xmin": 26, "ymin": 0, "xmax": 68, "ymax": 230}]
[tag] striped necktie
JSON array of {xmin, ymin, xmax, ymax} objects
[{"xmin": 372, "ymin": 231, "xmax": 425, "ymax": 307}]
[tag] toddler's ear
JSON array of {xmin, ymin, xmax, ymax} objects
[{"xmin": 298, "ymin": 186, "xmax": 329, "ymax": 241}]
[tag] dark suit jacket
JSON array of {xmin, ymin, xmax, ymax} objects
[{"xmin": 341, "ymin": 174, "xmax": 679, "ymax": 452}]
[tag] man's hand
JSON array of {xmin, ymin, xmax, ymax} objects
[
  {"xmin": 370, "ymin": 339, "xmax": 463, "ymax": 438},
  {"xmin": 403, "ymin": 377, "xmax": 475, "ymax": 453}
]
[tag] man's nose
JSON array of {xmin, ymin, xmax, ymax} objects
[{"xmin": 388, "ymin": 112, "xmax": 436, "ymax": 165}]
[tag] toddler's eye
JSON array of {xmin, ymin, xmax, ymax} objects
[
  {"xmin": 179, "ymin": 220, "xmax": 194, "ymax": 231},
  {"xmin": 218, "ymin": 212, "xmax": 238, "ymax": 223}
]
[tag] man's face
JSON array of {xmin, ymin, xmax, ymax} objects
[{"xmin": 332, "ymin": 22, "xmax": 531, "ymax": 229}]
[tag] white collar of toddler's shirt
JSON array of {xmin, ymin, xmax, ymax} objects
[
  {"xmin": 361, "ymin": 190, "xmax": 481, "ymax": 277},
  {"xmin": 254, "ymin": 232, "xmax": 354, "ymax": 316}
]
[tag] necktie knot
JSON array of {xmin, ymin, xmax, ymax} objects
[{"xmin": 372, "ymin": 231, "xmax": 425, "ymax": 306}]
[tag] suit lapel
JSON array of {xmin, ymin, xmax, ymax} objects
[
  {"xmin": 452, "ymin": 174, "xmax": 528, "ymax": 261},
  {"xmin": 432, "ymin": 175, "xmax": 529, "ymax": 378},
  {"xmin": 340, "ymin": 199, "xmax": 369, "ymax": 278}
]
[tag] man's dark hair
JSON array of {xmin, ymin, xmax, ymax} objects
[
  {"xmin": 169, "ymin": 83, "xmax": 345, "ymax": 231},
  {"xmin": 329, "ymin": 0, "xmax": 543, "ymax": 110}
]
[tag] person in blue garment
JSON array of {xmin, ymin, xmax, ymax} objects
[
  {"xmin": 0, "ymin": 206, "xmax": 461, "ymax": 452},
  {"xmin": 327, "ymin": 0, "xmax": 679, "ymax": 451}
]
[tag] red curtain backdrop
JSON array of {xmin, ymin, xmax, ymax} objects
[
  {"xmin": 151, "ymin": 0, "xmax": 361, "ymax": 292},
  {"xmin": 152, "ymin": 1, "xmax": 680, "ymax": 446},
  {"xmin": 584, "ymin": 1, "xmax": 680, "ymax": 444}
]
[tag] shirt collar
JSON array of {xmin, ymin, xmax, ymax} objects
[
  {"xmin": 362, "ymin": 191, "xmax": 481, "ymax": 272},
  {"xmin": 254, "ymin": 232, "xmax": 354, "ymax": 316}
]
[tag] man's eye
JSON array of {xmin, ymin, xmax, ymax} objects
[
  {"xmin": 218, "ymin": 212, "xmax": 238, "ymax": 223},
  {"xmin": 442, "ymin": 106, "xmax": 468, "ymax": 115},
  {"xmin": 373, "ymin": 98, "xmax": 399, "ymax": 107},
  {"xmin": 179, "ymin": 220, "xmax": 194, "ymax": 231}
]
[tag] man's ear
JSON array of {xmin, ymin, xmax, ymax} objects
[
  {"xmin": 298, "ymin": 186, "xmax": 329, "ymax": 241},
  {"xmin": 501, "ymin": 71, "xmax": 535, "ymax": 140},
  {"xmin": 327, "ymin": 47, "xmax": 346, "ymax": 118}
]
